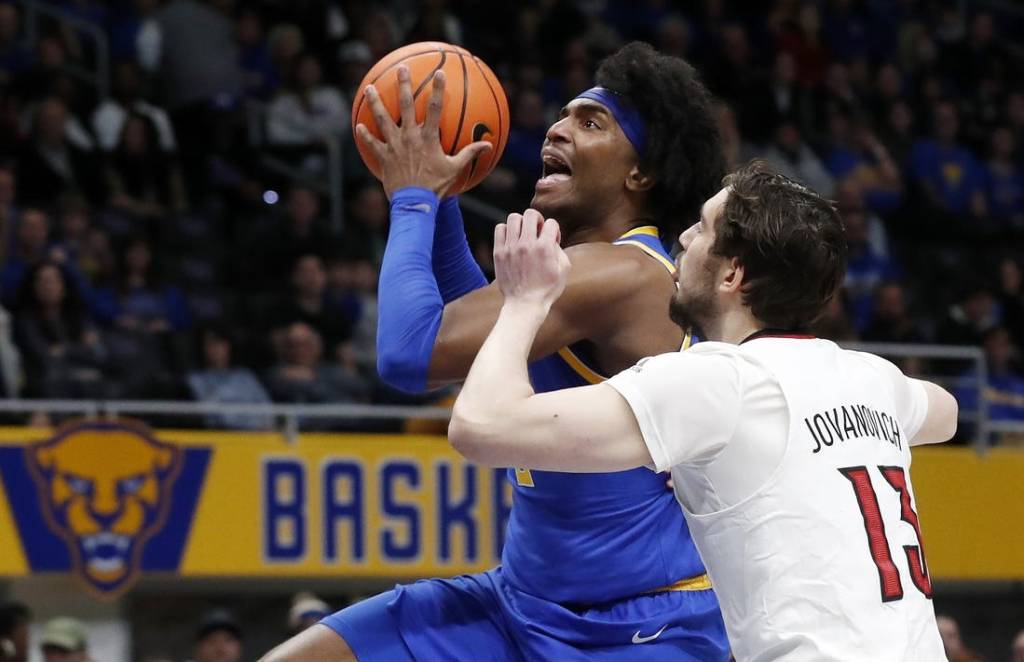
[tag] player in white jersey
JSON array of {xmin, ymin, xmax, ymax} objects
[{"xmin": 448, "ymin": 161, "xmax": 958, "ymax": 661}]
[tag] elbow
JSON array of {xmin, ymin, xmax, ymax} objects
[
  {"xmin": 447, "ymin": 411, "xmax": 484, "ymax": 463},
  {"xmin": 376, "ymin": 348, "xmax": 427, "ymax": 394},
  {"xmin": 942, "ymin": 393, "xmax": 960, "ymax": 441}
]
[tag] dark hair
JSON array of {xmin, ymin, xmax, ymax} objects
[
  {"xmin": 711, "ymin": 161, "xmax": 847, "ymax": 329},
  {"xmin": 0, "ymin": 601, "xmax": 30, "ymax": 637},
  {"xmin": 595, "ymin": 42, "xmax": 725, "ymax": 240},
  {"xmin": 15, "ymin": 260, "xmax": 88, "ymax": 338}
]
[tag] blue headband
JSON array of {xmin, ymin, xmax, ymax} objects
[{"xmin": 575, "ymin": 87, "xmax": 647, "ymax": 156}]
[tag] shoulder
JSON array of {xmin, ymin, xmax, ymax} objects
[{"xmin": 562, "ymin": 241, "xmax": 673, "ymax": 296}]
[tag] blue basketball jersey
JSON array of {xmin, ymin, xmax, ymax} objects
[{"xmin": 504, "ymin": 226, "xmax": 706, "ymax": 605}]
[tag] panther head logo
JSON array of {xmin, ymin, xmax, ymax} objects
[{"xmin": 27, "ymin": 421, "xmax": 182, "ymax": 597}]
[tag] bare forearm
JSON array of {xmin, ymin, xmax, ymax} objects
[{"xmin": 455, "ymin": 301, "xmax": 545, "ymax": 423}]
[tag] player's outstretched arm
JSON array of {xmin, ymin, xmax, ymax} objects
[
  {"xmin": 909, "ymin": 379, "xmax": 958, "ymax": 445},
  {"xmin": 449, "ymin": 211, "xmax": 655, "ymax": 472}
]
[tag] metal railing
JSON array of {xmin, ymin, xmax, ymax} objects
[
  {"xmin": 0, "ymin": 342, "xmax": 1004, "ymax": 450},
  {"xmin": 18, "ymin": 0, "xmax": 110, "ymax": 99}
]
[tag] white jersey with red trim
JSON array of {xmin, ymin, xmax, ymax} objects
[{"xmin": 607, "ymin": 336, "xmax": 946, "ymax": 661}]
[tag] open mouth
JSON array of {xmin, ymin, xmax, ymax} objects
[{"xmin": 538, "ymin": 153, "xmax": 572, "ymax": 187}]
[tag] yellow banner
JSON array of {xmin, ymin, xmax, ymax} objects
[{"xmin": 0, "ymin": 422, "xmax": 1019, "ymax": 600}]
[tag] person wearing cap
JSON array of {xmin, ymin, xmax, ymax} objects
[
  {"xmin": 192, "ymin": 609, "xmax": 242, "ymax": 662},
  {"xmin": 287, "ymin": 593, "xmax": 329, "ymax": 635},
  {"xmin": 0, "ymin": 601, "xmax": 30, "ymax": 662},
  {"xmin": 39, "ymin": 617, "xmax": 88, "ymax": 662}
]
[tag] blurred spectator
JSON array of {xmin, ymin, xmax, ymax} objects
[
  {"xmin": 287, "ymin": 592, "xmax": 330, "ymax": 635},
  {"xmin": 193, "ymin": 609, "xmax": 242, "ymax": 662},
  {"xmin": 146, "ymin": 0, "xmax": 242, "ymax": 109},
  {"xmin": 937, "ymin": 281, "xmax": 1000, "ymax": 346},
  {"xmin": 843, "ymin": 208, "xmax": 899, "ymax": 331},
  {"xmin": 267, "ymin": 23, "xmax": 304, "ymax": 94},
  {"xmin": 91, "ymin": 60, "xmax": 177, "ymax": 152},
  {"xmin": 104, "ymin": 113, "xmax": 188, "ymax": 220},
  {"xmin": 90, "ymin": 237, "xmax": 191, "ymax": 333},
  {"xmin": 501, "ymin": 89, "xmax": 547, "ymax": 193},
  {"xmin": 0, "ymin": 164, "xmax": 17, "ymax": 267},
  {"xmin": 39, "ymin": 617, "xmax": 88, "ymax": 662},
  {"xmin": 405, "ymin": 0, "xmax": 463, "ymax": 45},
  {"xmin": 706, "ymin": 23, "xmax": 757, "ymax": 104},
  {"xmin": 824, "ymin": 112, "xmax": 902, "ymax": 213},
  {"xmin": 16, "ymin": 98, "xmax": 102, "ymax": 206},
  {"xmin": 327, "ymin": 257, "xmax": 378, "ymax": 372},
  {"xmin": 237, "ymin": 8, "xmax": 276, "ymax": 99},
  {"xmin": 271, "ymin": 254, "xmax": 353, "ymax": 360},
  {"xmin": 0, "ymin": 600, "xmax": 30, "ymax": 662},
  {"xmin": 0, "ymin": 4, "xmax": 31, "ymax": 86},
  {"xmin": 878, "ymin": 100, "xmax": 916, "ymax": 167},
  {"xmin": 775, "ymin": 3, "xmax": 830, "ymax": 87},
  {"xmin": 759, "ymin": 118, "xmax": 835, "ymax": 198},
  {"xmin": 266, "ymin": 52, "xmax": 348, "ymax": 148},
  {"xmin": 714, "ymin": 102, "xmax": 750, "ymax": 171},
  {"xmin": 336, "ymin": 40, "xmax": 373, "ymax": 99},
  {"xmin": 907, "ymin": 101, "xmax": 987, "ymax": 221},
  {"xmin": 342, "ymin": 183, "xmax": 387, "ymax": 265},
  {"xmin": 13, "ymin": 261, "xmax": 108, "ymax": 399},
  {"xmin": 936, "ymin": 614, "xmax": 987, "ymax": 662},
  {"xmin": 0, "ymin": 303, "xmax": 21, "ymax": 397},
  {"xmin": 738, "ymin": 51, "xmax": 810, "ymax": 145},
  {"xmin": 862, "ymin": 281, "xmax": 926, "ymax": 344},
  {"xmin": 264, "ymin": 321, "xmax": 368, "ymax": 407},
  {"xmin": 187, "ymin": 323, "xmax": 273, "ymax": 430},
  {"xmin": 248, "ymin": 185, "xmax": 336, "ymax": 286},
  {"xmin": 812, "ymin": 289, "xmax": 857, "ymax": 342},
  {"xmin": 1013, "ymin": 628, "xmax": 1024, "ymax": 662},
  {"xmin": 0, "ymin": 208, "xmax": 86, "ymax": 308},
  {"xmin": 985, "ymin": 126, "xmax": 1024, "ymax": 227}
]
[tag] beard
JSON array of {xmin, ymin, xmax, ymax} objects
[{"xmin": 668, "ymin": 279, "xmax": 717, "ymax": 338}]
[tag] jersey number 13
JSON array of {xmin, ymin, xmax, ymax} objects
[{"xmin": 839, "ymin": 465, "xmax": 933, "ymax": 603}]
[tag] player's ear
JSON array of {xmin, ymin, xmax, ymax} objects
[
  {"xmin": 719, "ymin": 257, "xmax": 744, "ymax": 294},
  {"xmin": 624, "ymin": 166, "xmax": 655, "ymax": 193}
]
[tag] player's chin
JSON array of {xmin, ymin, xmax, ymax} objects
[{"xmin": 531, "ymin": 180, "xmax": 573, "ymax": 214}]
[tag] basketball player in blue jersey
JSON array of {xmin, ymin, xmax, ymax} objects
[{"xmin": 261, "ymin": 42, "xmax": 729, "ymax": 661}]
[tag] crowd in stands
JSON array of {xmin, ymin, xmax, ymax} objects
[{"xmin": 0, "ymin": 0, "xmax": 1023, "ymax": 435}]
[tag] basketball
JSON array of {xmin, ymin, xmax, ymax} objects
[{"xmin": 352, "ymin": 41, "xmax": 510, "ymax": 195}]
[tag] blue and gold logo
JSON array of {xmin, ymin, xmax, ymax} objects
[
  {"xmin": 0, "ymin": 420, "xmax": 210, "ymax": 599},
  {"xmin": 27, "ymin": 421, "xmax": 182, "ymax": 596}
]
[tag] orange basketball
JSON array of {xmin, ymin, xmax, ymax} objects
[{"xmin": 352, "ymin": 41, "xmax": 510, "ymax": 195}]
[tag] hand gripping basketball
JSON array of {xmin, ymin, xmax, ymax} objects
[
  {"xmin": 494, "ymin": 210, "xmax": 571, "ymax": 310},
  {"xmin": 355, "ymin": 66, "xmax": 493, "ymax": 199}
]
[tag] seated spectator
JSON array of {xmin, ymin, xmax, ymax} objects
[
  {"xmin": 907, "ymin": 101, "xmax": 987, "ymax": 220},
  {"xmin": 500, "ymin": 89, "xmax": 548, "ymax": 195},
  {"xmin": 327, "ymin": 257, "xmax": 378, "ymax": 373},
  {"xmin": 842, "ymin": 208, "xmax": 899, "ymax": 330},
  {"xmin": 187, "ymin": 324, "xmax": 273, "ymax": 430},
  {"xmin": 0, "ymin": 208, "xmax": 87, "ymax": 308},
  {"xmin": 862, "ymin": 281, "xmax": 926, "ymax": 344},
  {"xmin": 757, "ymin": 118, "xmax": 835, "ymax": 197},
  {"xmin": 1013, "ymin": 628, "xmax": 1024, "ymax": 662},
  {"xmin": 91, "ymin": 60, "xmax": 177, "ymax": 153},
  {"xmin": 0, "ymin": 4, "xmax": 31, "ymax": 86},
  {"xmin": 39, "ymin": 616, "xmax": 88, "ymax": 662},
  {"xmin": 270, "ymin": 254, "xmax": 353, "ymax": 361},
  {"xmin": 0, "ymin": 164, "xmax": 16, "ymax": 264},
  {"xmin": 264, "ymin": 321, "xmax": 368, "ymax": 407},
  {"xmin": 13, "ymin": 261, "xmax": 108, "ymax": 399},
  {"xmin": 0, "ymin": 600, "xmax": 31, "ymax": 662},
  {"xmin": 937, "ymin": 281, "xmax": 1000, "ymax": 346},
  {"xmin": 287, "ymin": 592, "xmax": 330, "ymax": 636},
  {"xmin": 936, "ymin": 614, "xmax": 986, "ymax": 662},
  {"xmin": 953, "ymin": 327, "xmax": 1024, "ymax": 443},
  {"xmin": 90, "ymin": 237, "xmax": 191, "ymax": 333},
  {"xmin": 0, "ymin": 303, "xmax": 21, "ymax": 397},
  {"xmin": 336, "ymin": 40, "xmax": 373, "ymax": 100},
  {"xmin": 878, "ymin": 100, "xmax": 916, "ymax": 166},
  {"xmin": 342, "ymin": 183, "xmax": 388, "ymax": 265},
  {"xmin": 266, "ymin": 52, "xmax": 348, "ymax": 148},
  {"xmin": 16, "ymin": 98, "xmax": 103, "ymax": 206},
  {"xmin": 237, "ymin": 7, "xmax": 276, "ymax": 99},
  {"xmin": 823, "ymin": 111, "xmax": 902, "ymax": 213},
  {"xmin": 986, "ymin": 126, "xmax": 1024, "ymax": 227},
  {"xmin": 193, "ymin": 609, "xmax": 243, "ymax": 662},
  {"xmin": 104, "ymin": 113, "xmax": 188, "ymax": 220},
  {"xmin": 247, "ymin": 185, "xmax": 337, "ymax": 288},
  {"xmin": 812, "ymin": 289, "xmax": 858, "ymax": 342}
]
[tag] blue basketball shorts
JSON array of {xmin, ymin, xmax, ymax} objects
[{"xmin": 320, "ymin": 567, "xmax": 729, "ymax": 661}]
